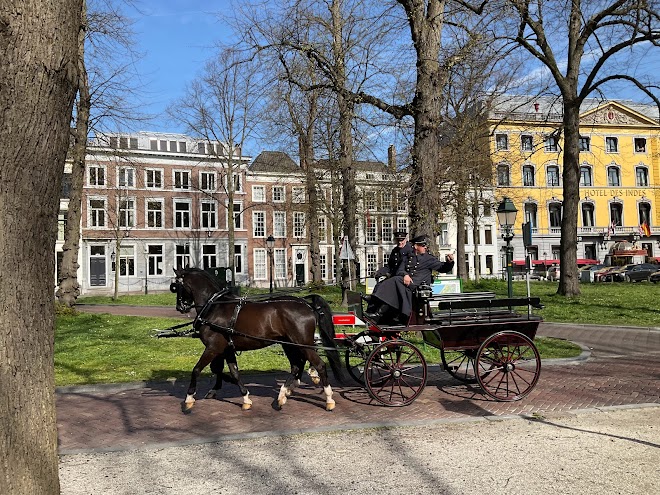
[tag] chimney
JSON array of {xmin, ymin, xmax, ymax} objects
[
  {"xmin": 534, "ymin": 103, "xmax": 540, "ymax": 112},
  {"xmin": 388, "ymin": 145, "xmax": 396, "ymax": 169}
]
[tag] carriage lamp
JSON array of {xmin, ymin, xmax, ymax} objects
[
  {"xmin": 496, "ymin": 197, "xmax": 518, "ymax": 298},
  {"xmin": 266, "ymin": 235, "xmax": 275, "ymax": 293}
]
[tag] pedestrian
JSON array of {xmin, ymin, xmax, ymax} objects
[{"xmin": 365, "ymin": 234, "xmax": 454, "ymax": 324}]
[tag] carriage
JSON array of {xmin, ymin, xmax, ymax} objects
[
  {"xmin": 337, "ymin": 286, "xmax": 543, "ymax": 406},
  {"xmin": 163, "ymin": 267, "xmax": 542, "ymax": 413}
]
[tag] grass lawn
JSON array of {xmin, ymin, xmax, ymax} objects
[{"xmin": 58, "ymin": 279, "xmax": 657, "ymax": 387}]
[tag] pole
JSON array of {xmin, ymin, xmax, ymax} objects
[
  {"xmin": 506, "ymin": 237, "xmax": 514, "ymax": 298},
  {"xmin": 269, "ymin": 249, "xmax": 274, "ymax": 293},
  {"xmin": 144, "ymin": 252, "xmax": 148, "ymax": 295}
]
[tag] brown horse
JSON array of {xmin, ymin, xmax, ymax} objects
[{"xmin": 171, "ymin": 267, "xmax": 343, "ymax": 413}]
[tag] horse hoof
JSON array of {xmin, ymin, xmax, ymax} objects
[
  {"xmin": 204, "ymin": 390, "xmax": 217, "ymax": 400},
  {"xmin": 310, "ymin": 376, "xmax": 321, "ymax": 385},
  {"xmin": 326, "ymin": 402, "xmax": 336, "ymax": 412},
  {"xmin": 181, "ymin": 401, "xmax": 195, "ymax": 414},
  {"xmin": 241, "ymin": 403, "xmax": 252, "ymax": 411}
]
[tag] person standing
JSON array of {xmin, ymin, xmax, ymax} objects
[{"xmin": 366, "ymin": 234, "xmax": 454, "ymax": 324}]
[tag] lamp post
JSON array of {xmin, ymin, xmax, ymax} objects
[
  {"xmin": 497, "ymin": 197, "xmax": 518, "ymax": 298},
  {"xmin": 266, "ymin": 235, "xmax": 275, "ymax": 293},
  {"xmin": 144, "ymin": 247, "xmax": 149, "ymax": 295}
]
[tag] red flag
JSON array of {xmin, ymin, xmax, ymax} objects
[{"xmin": 642, "ymin": 222, "xmax": 651, "ymax": 237}]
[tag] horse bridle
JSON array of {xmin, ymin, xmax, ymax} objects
[{"xmin": 170, "ymin": 278, "xmax": 195, "ymax": 313}]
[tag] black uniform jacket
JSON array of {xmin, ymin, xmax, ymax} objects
[
  {"xmin": 372, "ymin": 252, "xmax": 454, "ymax": 317},
  {"xmin": 373, "ymin": 242, "xmax": 413, "ymax": 279}
]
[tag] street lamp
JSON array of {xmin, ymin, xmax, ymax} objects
[
  {"xmin": 497, "ymin": 197, "xmax": 518, "ymax": 298},
  {"xmin": 266, "ymin": 235, "xmax": 275, "ymax": 293},
  {"xmin": 144, "ymin": 247, "xmax": 149, "ymax": 295}
]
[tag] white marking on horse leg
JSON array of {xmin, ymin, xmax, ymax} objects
[
  {"xmin": 277, "ymin": 384, "xmax": 288, "ymax": 407},
  {"xmin": 307, "ymin": 367, "xmax": 320, "ymax": 385},
  {"xmin": 185, "ymin": 394, "xmax": 196, "ymax": 405},
  {"xmin": 241, "ymin": 392, "xmax": 252, "ymax": 411},
  {"xmin": 285, "ymin": 378, "xmax": 300, "ymax": 397},
  {"xmin": 323, "ymin": 385, "xmax": 335, "ymax": 411}
]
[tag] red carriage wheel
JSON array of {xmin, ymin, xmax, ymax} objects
[
  {"xmin": 441, "ymin": 348, "xmax": 478, "ymax": 384},
  {"xmin": 364, "ymin": 340, "xmax": 427, "ymax": 406},
  {"xmin": 474, "ymin": 331, "xmax": 541, "ymax": 401}
]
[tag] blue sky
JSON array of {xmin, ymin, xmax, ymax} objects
[{"xmin": 132, "ymin": 1, "xmax": 234, "ymax": 132}]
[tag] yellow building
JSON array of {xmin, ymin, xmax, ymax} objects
[{"xmin": 489, "ymin": 97, "xmax": 660, "ymax": 267}]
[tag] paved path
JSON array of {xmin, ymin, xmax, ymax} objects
[{"xmin": 57, "ymin": 306, "xmax": 660, "ymax": 454}]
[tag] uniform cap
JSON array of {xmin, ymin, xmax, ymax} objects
[
  {"xmin": 411, "ymin": 234, "xmax": 428, "ymax": 246},
  {"xmin": 393, "ymin": 230, "xmax": 407, "ymax": 239}
]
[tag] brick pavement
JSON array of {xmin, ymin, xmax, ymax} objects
[{"xmin": 58, "ymin": 308, "xmax": 660, "ymax": 454}]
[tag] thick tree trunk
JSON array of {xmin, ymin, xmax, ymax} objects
[
  {"xmin": 300, "ymin": 134, "xmax": 321, "ymax": 283},
  {"xmin": 57, "ymin": 5, "xmax": 89, "ymax": 307},
  {"xmin": 0, "ymin": 1, "xmax": 80, "ymax": 493},
  {"xmin": 558, "ymin": 101, "xmax": 581, "ymax": 296}
]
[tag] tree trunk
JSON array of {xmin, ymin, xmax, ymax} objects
[
  {"xmin": 57, "ymin": 2, "xmax": 89, "ymax": 307},
  {"xmin": 558, "ymin": 100, "xmax": 581, "ymax": 296},
  {"xmin": 0, "ymin": 1, "xmax": 80, "ymax": 493},
  {"xmin": 300, "ymin": 133, "xmax": 321, "ymax": 283}
]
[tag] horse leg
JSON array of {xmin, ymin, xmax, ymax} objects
[
  {"xmin": 184, "ymin": 348, "xmax": 217, "ymax": 413},
  {"xmin": 307, "ymin": 366, "xmax": 320, "ymax": 385},
  {"xmin": 204, "ymin": 355, "xmax": 225, "ymax": 400},
  {"xmin": 225, "ymin": 355, "xmax": 252, "ymax": 411},
  {"xmin": 305, "ymin": 350, "xmax": 335, "ymax": 411},
  {"xmin": 277, "ymin": 347, "xmax": 306, "ymax": 408}
]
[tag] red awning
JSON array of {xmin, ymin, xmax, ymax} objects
[
  {"xmin": 532, "ymin": 259, "xmax": 560, "ymax": 266},
  {"xmin": 576, "ymin": 258, "xmax": 599, "ymax": 265},
  {"xmin": 512, "ymin": 260, "xmax": 527, "ymax": 266}
]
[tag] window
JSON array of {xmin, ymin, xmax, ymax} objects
[
  {"xmin": 232, "ymin": 201, "xmax": 243, "ymax": 229},
  {"xmin": 292, "ymin": 187, "xmax": 305, "ymax": 203},
  {"xmin": 382, "ymin": 191, "xmax": 392, "ymax": 211},
  {"xmin": 160, "ymin": 140, "xmax": 167, "ymax": 151},
  {"xmin": 495, "ymin": 133, "xmax": 509, "ymax": 150},
  {"xmin": 293, "ymin": 212, "xmax": 306, "ymax": 238},
  {"xmin": 366, "ymin": 218, "xmax": 377, "ymax": 243},
  {"xmin": 484, "ymin": 226, "xmax": 493, "ymax": 244},
  {"xmin": 254, "ymin": 249, "xmax": 267, "ymax": 280},
  {"xmin": 439, "ymin": 223, "xmax": 449, "ymax": 246},
  {"xmin": 318, "ymin": 217, "xmax": 327, "ymax": 243},
  {"xmin": 118, "ymin": 245, "xmax": 135, "ymax": 276},
  {"xmin": 272, "ymin": 186, "xmax": 285, "ymax": 202},
  {"xmin": 118, "ymin": 199, "xmax": 135, "ymax": 227},
  {"xmin": 367, "ymin": 253, "xmax": 378, "ymax": 277},
  {"xmin": 397, "ymin": 218, "xmax": 408, "ymax": 233},
  {"xmin": 179, "ymin": 141, "xmax": 186, "ymax": 153},
  {"xmin": 169, "ymin": 140, "xmax": 177, "ymax": 152},
  {"xmin": 147, "ymin": 245, "xmax": 163, "ymax": 276},
  {"xmin": 273, "ymin": 211, "xmax": 286, "ymax": 237},
  {"xmin": 253, "ymin": 211, "xmax": 265, "ymax": 237},
  {"xmin": 364, "ymin": 191, "xmax": 377, "ymax": 210},
  {"xmin": 382, "ymin": 217, "xmax": 393, "ymax": 242},
  {"xmin": 581, "ymin": 203, "xmax": 595, "ymax": 227},
  {"xmin": 202, "ymin": 245, "xmax": 217, "ymax": 270},
  {"xmin": 639, "ymin": 203, "xmax": 651, "ymax": 226},
  {"xmin": 175, "ymin": 244, "xmax": 190, "ymax": 269},
  {"xmin": 521, "ymin": 134, "xmax": 533, "ymax": 152},
  {"xmin": 88, "ymin": 165, "xmax": 105, "ymax": 186},
  {"xmin": 549, "ymin": 203, "xmax": 562, "ymax": 228},
  {"xmin": 579, "ymin": 166, "xmax": 592, "ymax": 186},
  {"xmin": 150, "ymin": 140, "xmax": 158, "ymax": 151},
  {"xmin": 544, "ymin": 136, "xmax": 559, "ymax": 152},
  {"xmin": 579, "ymin": 136, "xmax": 590, "ymax": 152},
  {"xmin": 546, "ymin": 165, "xmax": 560, "ymax": 187},
  {"xmin": 636, "ymin": 167, "xmax": 649, "ymax": 187},
  {"xmin": 89, "ymin": 198, "xmax": 105, "ymax": 227},
  {"xmin": 57, "ymin": 212, "xmax": 67, "ymax": 241},
  {"xmin": 634, "ymin": 137, "xmax": 647, "ymax": 153},
  {"xmin": 174, "ymin": 170, "xmax": 190, "ymax": 189},
  {"xmin": 201, "ymin": 201, "xmax": 217, "ymax": 229},
  {"xmin": 118, "ymin": 167, "xmax": 135, "ymax": 188},
  {"xmin": 610, "ymin": 203, "xmax": 623, "ymax": 226},
  {"xmin": 397, "ymin": 193, "xmax": 407, "ymax": 212},
  {"xmin": 497, "ymin": 164, "xmax": 510, "ymax": 186},
  {"xmin": 523, "ymin": 165, "xmax": 535, "ymax": 186},
  {"xmin": 607, "ymin": 166, "xmax": 621, "ymax": 187},
  {"xmin": 319, "ymin": 253, "xmax": 327, "ymax": 279},
  {"xmin": 146, "ymin": 200, "xmax": 163, "ymax": 228},
  {"xmin": 483, "ymin": 203, "xmax": 491, "ymax": 217},
  {"xmin": 119, "ymin": 137, "xmax": 128, "ymax": 149},
  {"xmin": 605, "ymin": 136, "xmax": 618, "ymax": 153},
  {"xmin": 274, "ymin": 248, "xmax": 286, "ymax": 280},
  {"xmin": 234, "ymin": 244, "xmax": 243, "ymax": 273},
  {"xmin": 197, "ymin": 142, "xmax": 205, "ymax": 154},
  {"xmin": 252, "ymin": 185, "xmax": 266, "ymax": 202},
  {"xmin": 232, "ymin": 173, "xmax": 242, "ymax": 192},
  {"xmin": 486, "ymin": 255, "xmax": 493, "ymax": 275},
  {"xmin": 524, "ymin": 203, "xmax": 537, "ymax": 228},
  {"xmin": 146, "ymin": 169, "xmax": 163, "ymax": 188},
  {"xmin": 200, "ymin": 171, "xmax": 216, "ymax": 191},
  {"xmin": 174, "ymin": 200, "xmax": 191, "ymax": 228}
]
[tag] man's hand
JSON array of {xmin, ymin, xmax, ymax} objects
[
  {"xmin": 445, "ymin": 254, "xmax": 454, "ymax": 262},
  {"xmin": 403, "ymin": 274, "xmax": 412, "ymax": 286}
]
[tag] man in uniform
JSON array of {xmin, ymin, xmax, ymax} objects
[
  {"xmin": 372, "ymin": 230, "xmax": 413, "ymax": 281},
  {"xmin": 365, "ymin": 234, "xmax": 454, "ymax": 324}
]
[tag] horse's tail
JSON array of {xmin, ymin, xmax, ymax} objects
[{"xmin": 304, "ymin": 294, "xmax": 345, "ymax": 384}]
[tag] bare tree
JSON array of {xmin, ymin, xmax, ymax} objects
[
  {"xmin": 170, "ymin": 48, "xmax": 260, "ymax": 277},
  {"xmin": 465, "ymin": 0, "xmax": 660, "ymax": 296},
  {"xmin": 0, "ymin": 1, "xmax": 80, "ymax": 492}
]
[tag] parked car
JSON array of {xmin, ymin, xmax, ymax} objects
[
  {"xmin": 600, "ymin": 264, "xmax": 636, "ymax": 282},
  {"xmin": 622, "ymin": 263, "xmax": 660, "ymax": 282},
  {"xmin": 593, "ymin": 266, "xmax": 618, "ymax": 282},
  {"xmin": 547, "ymin": 266, "xmax": 560, "ymax": 281},
  {"xmin": 579, "ymin": 264, "xmax": 606, "ymax": 282},
  {"xmin": 650, "ymin": 270, "xmax": 660, "ymax": 284}
]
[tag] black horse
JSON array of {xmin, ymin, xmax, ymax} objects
[{"xmin": 170, "ymin": 267, "xmax": 343, "ymax": 413}]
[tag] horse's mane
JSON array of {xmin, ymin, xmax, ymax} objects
[{"xmin": 181, "ymin": 267, "xmax": 223, "ymax": 291}]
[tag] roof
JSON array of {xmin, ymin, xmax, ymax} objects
[
  {"xmin": 249, "ymin": 151, "xmax": 300, "ymax": 173},
  {"xmin": 314, "ymin": 158, "xmax": 390, "ymax": 172}
]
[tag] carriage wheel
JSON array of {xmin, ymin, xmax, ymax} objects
[
  {"xmin": 474, "ymin": 331, "xmax": 541, "ymax": 401},
  {"xmin": 364, "ymin": 340, "xmax": 427, "ymax": 406},
  {"xmin": 344, "ymin": 332, "xmax": 380, "ymax": 386},
  {"xmin": 441, "ymin": 348, "xmax": 478, "ymax": 384}
]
